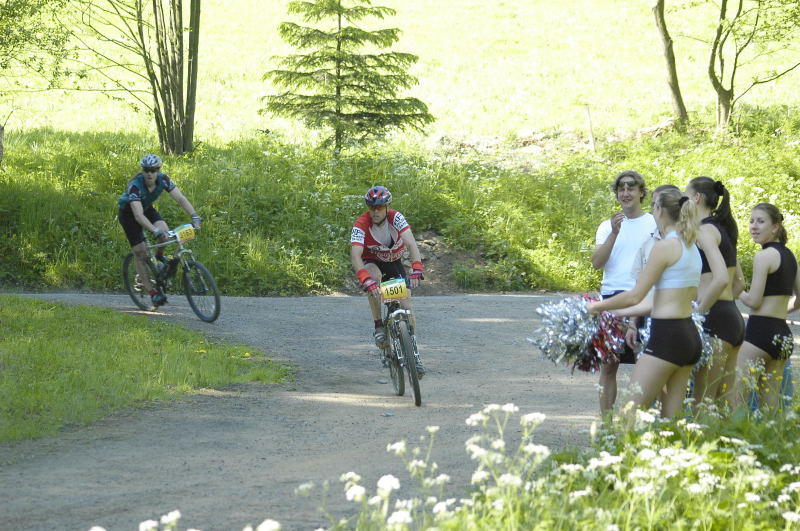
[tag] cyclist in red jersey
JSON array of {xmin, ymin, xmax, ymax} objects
[{"xmin": 350, "ymin": 186, "xmax": 426, "ymax": 375}]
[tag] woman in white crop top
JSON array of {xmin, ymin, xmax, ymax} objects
[{"xmin": 588, "ymin": 188, "xmax": 702, "ymax": 418}]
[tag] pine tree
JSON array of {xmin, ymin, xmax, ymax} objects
[{"xmin": 263, "ymin": 0, "xmax": 433, "ymax": 152}]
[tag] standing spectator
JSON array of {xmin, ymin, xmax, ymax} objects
[
  {"xmin": 734, "ymin": 203, "xmax": 800, "ymax": 411},
  {"xmin": 588, "ymin": 189, "xmax": 702, "ymax": 418},
  {"xmin": 684, "ymin": 177, "xmax": 740, "ymax": 409},
  {"xmin": 591, "ymin": 171, "xmax": 657, "ymax": 414}
]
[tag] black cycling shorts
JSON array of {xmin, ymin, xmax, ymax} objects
[
  {"xmin": 703, "ymin": 299, "xmax": 745, "ymax": 347},
  {"xmin": 364, "ymin": 259, "xmax": 407, "ymax": 283},
  {"xmin": 642, "ymin": 317, "xmax": 702, "ymax": 367},
  {"xmin": 119, "ymin": 204, "xmax": 163, "ymax": 247},
  {"xmin": 745, "ymin": 315, "xmax": 794, "ymax": 361}
]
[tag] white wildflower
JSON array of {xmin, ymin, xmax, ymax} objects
[
  {"xmin": 569, "ymin": 489, "xmax": 592, "ymax": 501},
  {"xmin": 491, "ymin": 498, "xmax": 504, "ymax": 510},
  {"xmin": 426, "ymin": 426, "xmax": 440, "ymax": 434},
  {"xmin": 368, "ymin": 496, "xmax": 382, "ymax": 506},
  {"xmin": 408, "ymin": 459, "xmax": 426, "ymax": 472},
  {"xmin": 521, "ymin": 412, "xmax": 546, "ymax": 426},
  {"xmin": 387, "ymin": 441, "xmax": 407, "ymax": 455},
  {"xmin": 783, "ymin": 511, "xmax": 800, "ymax": 523},
  {"xmin": 737, "ymin": 455, "xmax": 756, "ymax": 466},
  {"xmin": 160, "ymin": 510, "xmax": 181, "ymax": 526},
  {"xmin": 684, "ymin": 422, "xmax": 703, "ymax": 432},
  {"xmin": 560, "ymin": 464, "xmax": 584, "ymax": 473},
  {"xmin": 472, "ymin": 470, "xmax": 490, "ymax": 484},
  {"xmin": 688, "ymin": 483, "xmax": 705, "ymax": 494},
  {"xmin": 501, "ymin": 403, "xmax": 519, "ymax": 413},
  {"xmin": 745, "ymin": 492, "xmax": 760, "ymax": 502},
  {"xmin": 139, "ymin": 520, "xmax": 159, "ymax": 531},
  {"xmin": 466, "ymin": 443, "xmax": 488, "ymax": 460},
  {"xmin": 340, "ymin": 471, "xmax": 361, "ymax": 483},
  {"xmin": 89, "ymin": 527, "xmax": 106, "ymax": 531},
  {"xmin": 256, "ymin": 520, "xmax": 281, "ymax": 531},
  {"xmin": 491, "ymin": 439, "xmax": 506, "ymax": 450},
  {"xmin": 778, "ymin": 494, "xmax": 791, "ymax": 504},
  {"xmin": 346, "ymin": 485, "xmax": 366, "ymax": 502},
  {"xmin": 659, "ymin": 430, "xmax": 674, "ymax": 437},
  {"xmin": 635, "ymin": 410, "xmax": 656, "ymax": 424},
  {"xmin": 377, "ymin": 474, "xmax": 400, "ymax": 493},
  {"xmin": 523, "ymin": 444, "xmax": 551, "ymax": 457},
  {"xmin": 637, "ymin": 448, "xmax": 657, "ymax": 461},
  {"xmin": 433, "ymin": 474, "xmax": 450, "ymax": 485},
  {"xmin": 466, "ymin": 412, "xmax": 488, "ymax": 426},
  {"xmin": 295, "ymin": 481, "xmax": 314, "ymax": 495},
  {"xmin": 632, "ymin": 483, "xmax": 655, "ymax": 495},
  {"xmin": 498, "ymin": 473, "xmax": 523, "ymax": 487},
  {"xmin": 780, "ymin": 464, "xmax": 793, "ymax": 473},
  {"xmin": 785, "ymin": 481, "xmax": 800, "ymax": 493},
  {"xmin": 387, "ymin": 510, "xmax": 412, "ymax": 525},
  {"xmin": 483, "ymin": 404, "xmax": 501, "ymax": 413}
]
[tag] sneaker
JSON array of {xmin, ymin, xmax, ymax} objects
[
  {"xmin": 373, "ymin": 326, "xmax": 387, "ymax": 347},
  {"xmin": 415, "ymin": 360, "xmax": 426, "ymax": 378},
  {"xmin": 151, "ymin": 291, "xmax": 167, "ymax": 307}
]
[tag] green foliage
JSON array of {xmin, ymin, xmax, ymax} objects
[
  {"xmin": 0, "ymin": 295, "xmax": 289, "ymax": 442},
  {"xmin": 263, "ymin": 0, "xmax": 433, "ymax": 152},
  {"xmin": 298, "ymin": 402, "xmax": 800, "ymax": 530},
  {"xmin": 3, "ymin": 111, "xmax": 800, "ymax": 294}
]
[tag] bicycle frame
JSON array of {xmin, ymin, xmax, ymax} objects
[{"xmin": 383, "ymin": 300, "xmax": 417, "ymax": 367}]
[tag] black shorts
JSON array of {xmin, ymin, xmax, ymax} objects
[
  {"xmin": 602, "ymin": 290, "xmax": 636, "ymax": 364},
  {"xmin": 745, "ymin": 315, "xmax": 794, "ymax": 361},
  {"xmin": 119, "ymin": 205, "xmax": 163, "ymax": 247},
  {"xmin": 703, "ymin": 299, "xmax": 745, "ymax": 347},
  {"xmin": 643, "ymin": 317, "xmax": 701, "ymax": 367},
  {"xmin": 364, "ymin": 259, "xmax": 407, "ymax": 283}
]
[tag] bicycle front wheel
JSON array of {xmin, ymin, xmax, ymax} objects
[
  {"xmin": 182, "ymin": 260, "xmax": 221, "ymax": 322},
  {"xmin": 386, "ymin": 342, "xmax": 404, "ymax": 396},
  {"xmin": 122, "ymin": 253, "xmax": 157, "ymax": 311},
  {"xmin": 398, "ymin": 320, "xmax": 421, "ymax": 407}
]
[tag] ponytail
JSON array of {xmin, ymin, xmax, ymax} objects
[
  {"xmin": 658, "ymin": 189, "xmax": 699, "ymax": 246},
  {"xmin": 688, "ymin": 176, "xmax": 739, "ymax": 246}
]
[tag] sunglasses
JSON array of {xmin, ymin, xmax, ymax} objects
[
  {"xmin": 143, "ymin": 167, "xmax": 160, "ymax": 174},
  {"xmin": 617, "ymin": 179, "xmax": 638, "ymax": 188}
]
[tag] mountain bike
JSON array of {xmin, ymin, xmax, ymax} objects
[
  {"xmin": 122, "ymin": 223, "xmax": 221, "ymax": 322},
  {"xmin": 379, "ymin": 277, "xmax": 422, "ymax": 407}
]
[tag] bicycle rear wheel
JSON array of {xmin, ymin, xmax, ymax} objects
[
  {"xmin": 122, "ymin": 253, "xmax": 157, "ymax": 311},
  {"xmin": 397, "ymin": 320, "xmax": 421, "ymax": 407},
  {"xmin": 182, "ymin": 260, "xmax": 221, "ymax": 322}
]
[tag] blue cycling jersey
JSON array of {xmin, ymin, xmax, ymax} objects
[{"xmin": 118, "ymin": 173, "xmax": 176, "ymax": 210}]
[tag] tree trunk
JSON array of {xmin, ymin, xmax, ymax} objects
[
  {"xmin": 652, "ymin": 0, "xmax": 688, "ymax": 124},
  {"xmin": 183, "ymin": 0, "xmax": 201, "ymax": 154},
  {"xmin": 716, "ymin": 89, "xmax": 734, "ymax": 131},
  {"xmin": 0, "ymin": 123, "xmax": 4, "ymax": 165}
]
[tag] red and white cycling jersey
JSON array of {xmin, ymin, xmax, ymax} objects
[{"xmin": 350, "ymin": 210, "xmax": 410, "ymax": 262}]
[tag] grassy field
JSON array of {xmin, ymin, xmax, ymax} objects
[
  {"xmin": 0, "ymin": 295, "xmax": 288, "ymax": 442},
  {"xmin": 7, "ymin": 0, "xmax": 800, "ymax": 140}
]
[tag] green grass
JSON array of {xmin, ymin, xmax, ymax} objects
[{"xmin": 0, "ymin": 295, "xmax": 289, "ymax": 442}]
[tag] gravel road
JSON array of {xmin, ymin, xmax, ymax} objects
[{"xmin": 0, "ymin": 293, "xmax": 609, "ymax": 530}]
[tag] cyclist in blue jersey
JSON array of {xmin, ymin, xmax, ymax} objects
[{"xmin": 118, "ymin": 154, "xmax": 202, "ymax": 308}]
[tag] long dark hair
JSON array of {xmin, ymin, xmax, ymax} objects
[
  {"xmin": 753, "ymin": 203, "xmax": 788, "ymax": 244},
  {"xmin": 688, "ymin": 176, "xmax": 739, "ymax": 246}
]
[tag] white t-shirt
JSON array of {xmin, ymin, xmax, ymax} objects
[{"xmin": 595, "ymin": 213, "xmax": 657, "ymax": 295}]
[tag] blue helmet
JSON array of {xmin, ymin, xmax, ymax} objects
[
  {"xmin": 140, "ymin": 154, "xmax": 162, "ymax": 169},
  {"xmin": 365, "ymin": 186, "xmax": 392, "ymax": 206}
]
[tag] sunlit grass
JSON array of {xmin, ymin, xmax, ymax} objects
[{"xmin": 0, "ymin": 295, "xmax": 289, "ymax": 442}]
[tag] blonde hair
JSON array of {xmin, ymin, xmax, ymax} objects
[{"xmin": 657, "ymin": 188, "xmax": 699, "ymax": 246}]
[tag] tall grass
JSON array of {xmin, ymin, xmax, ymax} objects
[
  {"xmin": 0, "ymin": 295, "xmax": 289, "ymax": 442},
  {"xmin": 3, "ymin": 114, "xmax": 800, "ymax": 294}
]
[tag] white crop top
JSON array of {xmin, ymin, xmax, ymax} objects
[{"xmin": 654, "ymin": 230, "xmax": 701, "ymax": 290}]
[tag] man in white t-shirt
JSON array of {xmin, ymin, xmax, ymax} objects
[{"xmin": 591, "ymin": 170, "xmax": 658, "ymax": 414}]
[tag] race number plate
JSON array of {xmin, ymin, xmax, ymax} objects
[
  {"xmin": 175, "ymin": 224, "xmax": 195, "ymax": 243},
  {"xmin": 380, "ymin": 278, "xmax": 408, "ymax": 301}
]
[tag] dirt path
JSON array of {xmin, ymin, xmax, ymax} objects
[{"xmin": 0, "ymin": 293, "xmax": 609, "ymax": 530}]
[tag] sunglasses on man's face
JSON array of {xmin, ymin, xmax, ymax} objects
[
  {"xmin": 617, "ymin": 179, "xmax": 638, "ymax": 189},
  {"xmin": 143, "ymin": 167, "xmax": 160, "ymax": 174}
]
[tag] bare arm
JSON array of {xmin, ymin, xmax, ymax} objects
[
  {"xmin": 789, "ymin": 265, "xmax": 800, "ymax": 313},
  {"xmin": 739, "ymin": 249, "xmax": 775, "ymax": 309},
  {"xmin": 350, "ymin": 244, "xmax": 367, "ymax": 273},
  {"xmin": 591, "ymin": 213, "xmax": 623, "ymax": 269},
  {"xmin": 695, "ymin": 226, "xmax": 729, "ymax": 312},
  {"xmin": 130, "ymin": 201, "xmax": 158, "ymax": 233},
  {"xmin": 588, "ymin": 239, "xmax": 673, "ymax": 313},
  {"xmin": 612, "ymin": 295, "xmax": 654, "ymax": 318},
  {"xmin": 399, "ymin": 229, "xmax": 423, "ymax": 287},
  {"xmin": 168, "ymin": 186, "xmax": 197, "ymax": 217}
]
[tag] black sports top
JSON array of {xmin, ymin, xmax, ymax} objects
[
  {"xmin": 762, "ymin": 242, "xmax": 798, "ymax": 296},
  {"xmin": 699, "ymin": 217, "xmax": 737, "ymax": 273}
]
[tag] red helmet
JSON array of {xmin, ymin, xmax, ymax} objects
[{"xmin": 364, "ymin": 185, "xmax": 392, "ymax": 206}]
